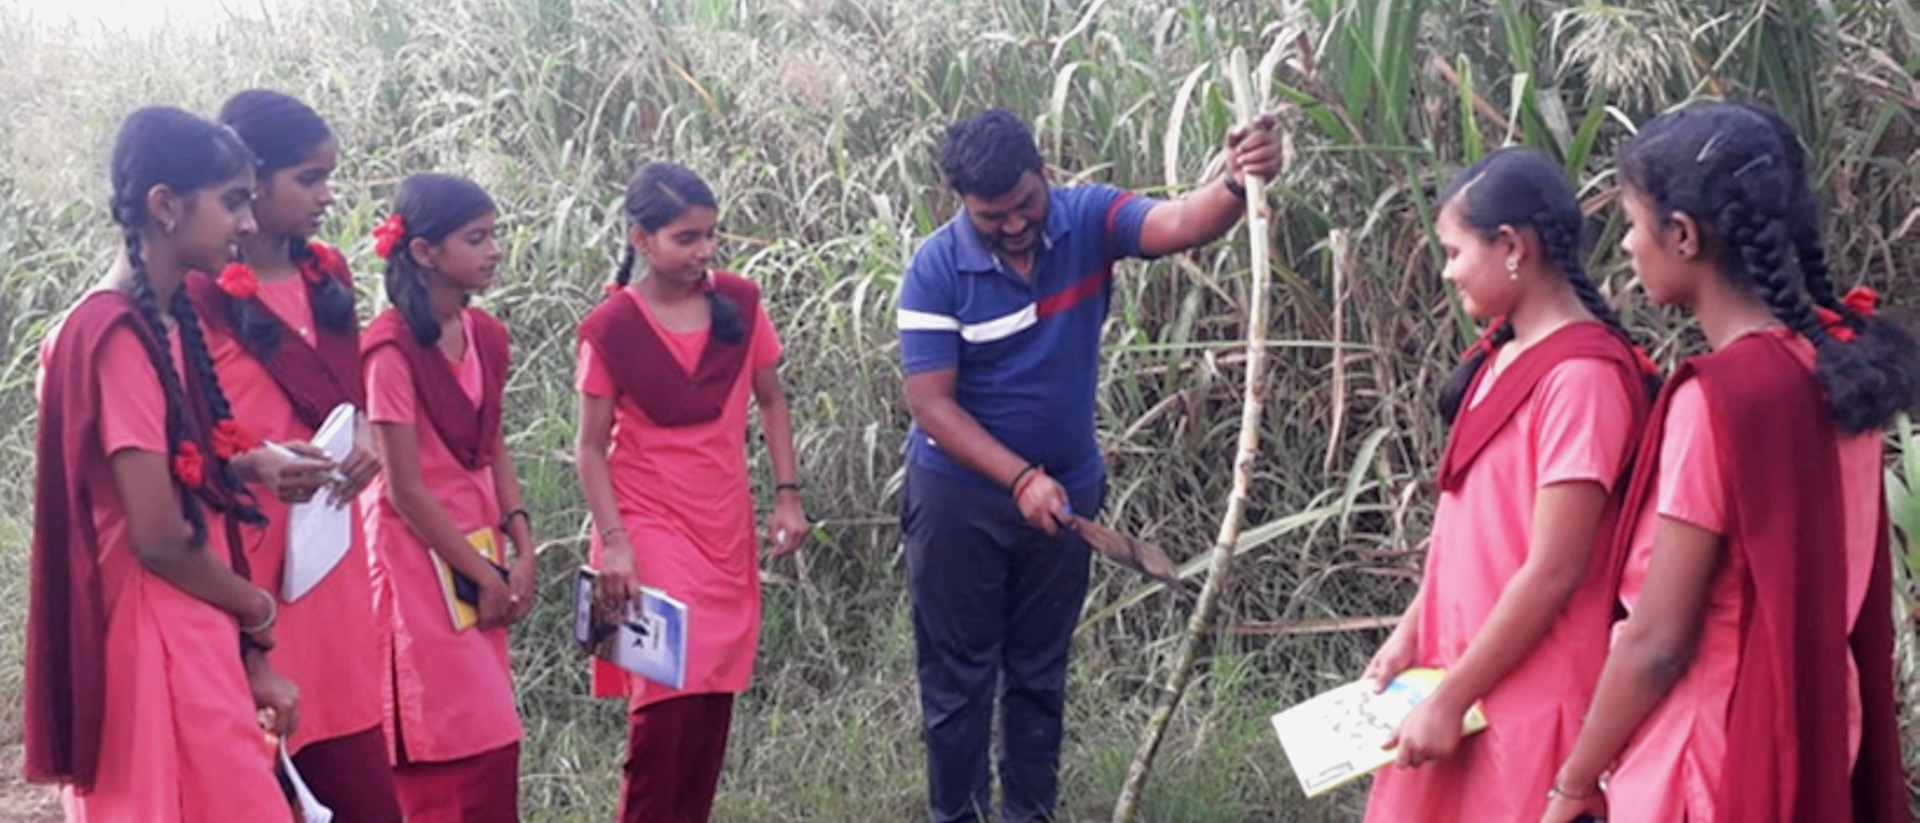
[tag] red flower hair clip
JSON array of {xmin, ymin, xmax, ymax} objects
[
  {"xmin": 210, "ymin": 420, "xmax": 261, "ymax": 461},
  {"xmin": 172, "ymin": 441, "xmax": 205, "ymax": 489},
  {"xmin": 216, "ymin": 262, "xmax": 260, "ymax": 301},
  {"xmin": 372, "ymin": 214, "xmax": 408, "ymax": 259}
]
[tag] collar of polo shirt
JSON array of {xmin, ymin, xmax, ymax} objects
[{"xmin": 951, "ymin": 188, "xmax": 1072, "ymax": 275}]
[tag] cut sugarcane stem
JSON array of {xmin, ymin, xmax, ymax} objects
[{"xmin": 1111, "ymin": 46, "xmax": 1276, "ymax": 823}]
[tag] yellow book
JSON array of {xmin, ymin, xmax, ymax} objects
[
  {"xmin": 430, "ymin": 527, "xmax": 507, "ymax": 631},
  {"xmin": 1270, "ymin": 668, "xmax": 1489, "ymax": 798}
]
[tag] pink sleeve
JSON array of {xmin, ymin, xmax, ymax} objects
[
  {"xmin": 1655, "ymin": 381, "xmax": 1727, "ymax": 534},
  {"xmin": 1530, "ymin": 359, "xmax": 1638, "ymax": 492},
  {"xmin": 364, "ymin": 346, "xmax": 418, "ymax": 425},
  {"xmin": 96, "ymin": 325, "xmax": 168, "ymax": 456},
  {"xmin": 576, "ymin": 339, "xmax": 617, "ymax": 397},
  {"xmin": 751, "ymin": 304, "xmax": 784, "ymax": 371}
]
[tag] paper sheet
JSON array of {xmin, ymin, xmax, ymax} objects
[{"xmin": 281, "ymin": 403, "xmax": 357, "ymax": 602}]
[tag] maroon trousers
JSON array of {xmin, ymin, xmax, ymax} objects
[
  {"xmin": 291, "ymin": 725, "xmax": 403, "ymax": 823},
  {"xmin": 619, "ymin": 693, "xmax": 735, "ymax": 823},
  {"xmin": 392, "ymin": 742, "xmax": 521, "ymax": 823}
]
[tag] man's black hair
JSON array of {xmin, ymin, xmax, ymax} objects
[{"xmin": 940, "ymin": 109, "xmax": 1043, "ymax": 198}]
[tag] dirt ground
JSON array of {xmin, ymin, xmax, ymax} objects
[{"xmin": 0, "ymin": 743, "xmax": 62, "ymax": 823}]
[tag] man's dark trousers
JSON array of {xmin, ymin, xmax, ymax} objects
[{"xmin": 904, "ymin": 465, "xmax": 1105, "ymax": 823}]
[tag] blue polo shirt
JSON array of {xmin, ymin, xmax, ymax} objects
[{"xmin": 897, "ymin": 184, "xmax": 1159, "ymax": 491}]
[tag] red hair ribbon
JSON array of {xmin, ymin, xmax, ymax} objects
[
  {"xmin": 371, "ymin": 214, "xmax": 408, "ymax": 259},
  {"xmin": 1632, "ymin": 346, "xmax": 1660, "ymax": 376},
  {"xmin": 1466, "ymin": 316, "xmax": 1506, "ymax": 358},
  {"xmin": 172, "ymin": 441, "xmax": 205, "ymax": 489},
  {"xmin": 1815, "ymin": 286, "xmax": 1878, "ymax": 343},
  {"xmin": 216, "ymin": 262, "xmax": 259, "ymax": 301},
  {"xmin": 301, "ymin": 242, "xmax": 344, "ymax": 285},
  {"xmin": 209, "ymin": 420, "xmax": 261, "ymax": 461}
]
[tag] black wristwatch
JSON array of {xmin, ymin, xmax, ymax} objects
[{"xmin": 1224, "ymin": 175, "xmax": 1248, "ymax": 200}]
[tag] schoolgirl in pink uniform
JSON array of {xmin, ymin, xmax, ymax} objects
[
  {"xmin": 1364, "ymin": 148, "xmax": 1653, "ymax": 823},
  {"xmin": 184, "ymin": 89, "xmax": 399, "ymax": 822},
  {"xmin": 362, "ymin": 173, "xmax": 538, "ymax": 823},
  {"xmin": 576, "ymin": 162, "xmax": 807, "ymax": 823},
  {"xmin": 25, "ymin": 106, "xmax": 335, "ymax": 822},
  {"xmin": 1543, "ymin": 102, "xmax": 1912, "ymax": 823}
]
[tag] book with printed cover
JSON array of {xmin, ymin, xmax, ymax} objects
[
  {"xmin": 571, "ymin": 566, "xmax": 688, "ymax": 691},
  {"xmin": 1270, "ymin": 668, "xmax": 1489, "ymax": 798}
]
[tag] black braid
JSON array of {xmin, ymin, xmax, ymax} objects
[
  {"xmin": 227, "ymin": 270, "xmax": 285, "ymax": 357},
  {"xmin": 1783, "ymin": 210, "xmax": 1865, "ymax": 333},
  {"xmin": 1720, "ymin": 194, "xmax": 1824, "ymax": 342},
  {"xmin": 170, "ymin": 291, "xmax": 266, "ymax": 524},
  {"xmin": 1533, "ymin": 208, "xmax": 1661, "ymax": 399},
  {"xmin": 385, "ymin": 246, "xmax": 441, "ymax": 346},
  {"xmin": 125, "ymin": 229, "xmax": 210, "ymax": 547},
  {"xmin": 294, "ymin": 240, "xmax": 358, "ymax": 333},
  {"xmin": 1437, "ymin": 320, "xmax": 1514, "ymax": 424},
  {"xmin": 705, "ymin": 288, "xmax": 746, "ymax": 344},
  {"xmin": 1733, "ymin": 101, "xmax": 1861, "ymax": 330},
  {"xmin": 1529, "ymin": 209, "xmax": 1618, "ymax": 331},
  {"xmin": 613, "ymin": 244, "xmax": 636, "ymax": 290}
]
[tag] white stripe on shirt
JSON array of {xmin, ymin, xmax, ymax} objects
[
  {"xmin": 960, "ymin": 304, "xmax": 1037, "ymax": 343},
  {"xmin": 897, "ymin": 308, "xmax": 962, "ymax": 332}
]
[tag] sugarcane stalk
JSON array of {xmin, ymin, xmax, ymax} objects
[{"xmin": 1110, "ymin": 47, "xmax": 1276, "ymax": 823}]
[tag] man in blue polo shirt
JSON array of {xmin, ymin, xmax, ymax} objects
[{"xmin": 897, "ymin": 108, "xmax": 1281, "ymax": 822}]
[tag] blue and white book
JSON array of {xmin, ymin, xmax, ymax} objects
[{"xmin": 572, "ymin": 566, "xmax": 688, "ymax": 691}]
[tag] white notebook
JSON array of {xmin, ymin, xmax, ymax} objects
[
  {"xmin": 281, "ymin": 403, "xmax": 358, "ymax": 601},
  {"xmin": 1269, "ymin": 668, "xmax": 1488, "ymax": 798}
]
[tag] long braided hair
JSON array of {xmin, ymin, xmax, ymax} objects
[
  {"xmin": 1619, "ymin": 102, "xmax": 1920, "ymax": 433},
  {"xmin": 612, "ymin": 162, "xmax": 743, "ymax": 343},
  {"xmin": 1434, "ymin": 147, "xmax": 1654, "ymax": 423},
  {"xmin": 218, "ymin": 89, "xmax": 356, "ymax": 356},
  {"xmin": 108, "ymin": 107, "xmax": 265, "ymax": 541}
]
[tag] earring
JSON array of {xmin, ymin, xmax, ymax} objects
[
  {"xmin": 1505, "ymin": 258, "xmax": 1519, "ymax": 280},
  {"xmin": 162, "ymin": 219, "xmax": 176, "ymax": 235}
]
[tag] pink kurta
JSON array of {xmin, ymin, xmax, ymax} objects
[
  {"xmin": 579, "ymin": 288, "xmax": 783, "ymax": 711},
  {"xmin": 363, "ymin": 310, "xmax": 521, "ymax": 763},
  {"xmin": 1608, "ymin": 332, "xmax": 1879, "ymax": 822},
  {"xmin": 48, "ymin": 321, "xmax": 285, "ymax": 823},
  {"xmin": 204, "ymin": 274, "xmax": 383, "ymax": 754},
  {"xmin": 1366, "ymin": 358, "xmax": 1638, "ymax": 823}
]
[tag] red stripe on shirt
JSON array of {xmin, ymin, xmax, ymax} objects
[
  {"xmin": 1104, "ymin": 192, "xmax": 1135, "ymax": 257},
  {"xmin": 1037, "ymin": 267, "xmax": 1110, "ymax": 319}
]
